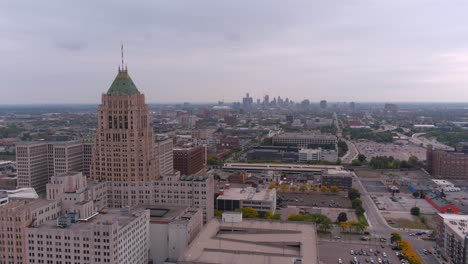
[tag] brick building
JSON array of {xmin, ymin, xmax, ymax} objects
[
  {"xmin": 173, "ymin": 146, "xmax": 206, "ymax": 176},
  {"xmin": 427, "ymin": 144, "xmax": 468, "ymax": 179}
]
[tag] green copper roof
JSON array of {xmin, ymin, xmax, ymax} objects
[{"xmin": 107, "ymin": 70, "xmax": 141, "ymax": 95}]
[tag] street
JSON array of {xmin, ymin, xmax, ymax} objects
[{"xmin": 353, "ymin": 173, "xmax": 439, "ymax": 264}]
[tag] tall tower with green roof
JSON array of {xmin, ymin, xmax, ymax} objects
[{"xmin": 91, "ymin": 63, "xmax": 158, "ymax": 207}]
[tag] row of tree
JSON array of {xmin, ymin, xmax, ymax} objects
[
  {"xmin": 269, "ymin": 182, "xmax": 340, "ymax": 193},
  {"xmin": 348, "ymin": 188, "xmax": 367, "ymax": 223},
  {"xmin": 368, "ymin": 155, "xmax": 421, "ymax": 169},
  {"xmin": 287, "ymin": 213, "xmax": 333, "ymax": 232},
  {"xmin": 391, "ymin": 233, "xmax": 422, "ymax": 264}
]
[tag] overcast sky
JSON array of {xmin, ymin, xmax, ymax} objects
[{"xmin": 2, "ymin": 0, "xmax": 468, "ymax": 104}]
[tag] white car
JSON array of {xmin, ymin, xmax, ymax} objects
[
  {"xmin": 338, "ymin": 258, "xmax": 343, "ymax": 264},
  {"xmin": 351, "ymin": 250, "xmax": 355, "ymax": 255},
  {"xmin": 382, "ymin": 252, "xmax": 387, "ymax": 258}
]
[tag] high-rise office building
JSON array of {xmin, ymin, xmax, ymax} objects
[
  {"xmin": 242, "ymin": 93, "xmax": 253, "ymax": 109},
  {"xmin": 173, "ymin": 146, "xmax": 206, "ymax": 176},
  {"xmin": 91, "ymin": 66, "xmax": 156, "ymax": 183},
  {"xmin": 320, "ymin": 100, "xmax": 327, "ymax": 109},
  {"xmin": 16, "ymin": 140, "xmax": 89, "ymax": 194}
]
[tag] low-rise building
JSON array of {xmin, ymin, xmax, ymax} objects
[
  {"xmin": 178, "ymin": 218, "xmax": 318, "ymax": 264},
  {"xmin": 435, "ymin": 213, "xmax": 468, "ymax": 264},
  {"xmin": 321, "ymin": 169, "xmax": 353, "ymax": 190},
  {"xmin": 216, "ymin": 186, "xmax": 276, "ymax": 213},
  {"xmin": 425, "ymin": 191, "xmax": 459, "ymax": 214},
  {"xmin": 272, "ymin": 132, "xmax": 337, "ymax": 147}
]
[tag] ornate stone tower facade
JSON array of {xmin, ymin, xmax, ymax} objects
[{"xmin": 91, "ymin": 67, "xmax": 157, "ymax": 183}]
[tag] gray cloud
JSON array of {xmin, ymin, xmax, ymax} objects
[{"xmin": 1, "ymin": 0, "xmax": 468, "ymax": 104}]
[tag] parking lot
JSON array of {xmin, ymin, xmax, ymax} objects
[
  {"xmin": 278, "ymin": 192, "xmax": 352, "ymax": 208},
  {"xmin": 371, "ymin": 193, "xmax": 437, "ymax": 214},
  {"xmin": 354, "ymin": 141, "xmax": 426, "ymax": 161},
  {"xmin": 318, "ymin": 241, "xmax": 401, "ymax": 264}
]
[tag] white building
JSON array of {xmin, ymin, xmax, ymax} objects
[
  {"xmin": 147, "ymin": 206, "xmax": 203, "ymax": 264},
  {"xmin": 216, "ymin": 186, "xmax": 277, "ymax": 214},
  {"xmin": 435, "ymin": 213, "xmax": 468, "ymax": 264}
]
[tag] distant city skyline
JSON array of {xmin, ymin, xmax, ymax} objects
[{"xmin": 3, "ymin": 1, "xmax": 468, "ymax": 104}]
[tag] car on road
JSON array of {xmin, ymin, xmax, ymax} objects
[
  {"xmin": 338, "ymin": 258, "xmax": 343, "ymax": 263},
  {"xmin": 351, "ymin": 250, "xmax": 354, "ymax": 255},
  {"xmin": 333, "ymin": 236, "xmax": 341, "ymax": 239},
  {"xmin": 423, "ymin": 249, "xmax": 428, "ymax": 254}
]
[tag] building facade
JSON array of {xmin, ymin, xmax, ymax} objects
[
  {"xmin": 173, "ymin": 146, "xmax": 206, "ymax": 176},
  {"xmin": 272, "ymin": 132, "xmax": 337, "ymax": 147},
  {"xmin": 427, "ymin": 145, "xmax": 468, "ymax": 179},
  {"xmin": 91, "ymin": 67, "xmax": 157, "ymax": 183},
  {"xmin": 435, "ymin": 213, "xmax": 468, "ymax": 264},
  {"xmin": 16, "ymin": 141, "xmax": 91, "ymax": 194}
]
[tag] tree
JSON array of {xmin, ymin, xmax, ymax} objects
[
  {"xmin": 410, "ymin": 207, "xmax": 420, "ymax": 216},
  {"xmin": 330, "ymin": 185, "xmax": 339, "ymax": 193},
  {"xmin": 339, "ymin": 221, "xmax": 350, "ymax": 232},
  {"xmin": 290, "ymin": 185, "xmax": 298, "ymax": 192},
  {"xmin": 272, "ymin": 213, "xmax": 281, "ymax": 220},
  {"xmin": 299, "ymin": 183, "xmax": 308, "ymax": 192},
  {"xmin": 264, "ymin": 211, "xmax": 273, "ymax": 219},
  {"xmin": 348, "ymin": 188, "xmax": 361, "ymax": 200},
  {"xmin": 357, "ymin": 154, "xmax": 367, "ymax": 163},
  {"xmin": 352, "ymin": 159, "xmax": 362, "ymax": 166},
  {"xmin": 214, "ymin": 209, "xmax": 223, "ymax": 217},
  {"xmin": 355, "ymin": 206, "xmax": 365, "ymax": 215},
  {"xmin": 391, "ymin": 233, "xmax": 402, "ymax": 244},
  {"xmin": 310, "ymin": 184, "xmax": 318, "ymax": 192},
  {"xmin": 419, "ymin": 215, "xmax": 427, "ymax": 224},
  {"xmin": 337, "ymin": 212, "xmax": 348, "ymax": 222},
  {"xmin": 352, "ymin": 198, "xmax": 362, "ymax": 209},
  {"xmin": 280, "ymin": 184, "xmax": 289, "ymax": 192},
  {"xmin": 288, "ymin": 214, "xmax": 305, "ymax": 221},
  {"xmin": 412, "ymin": 191, "xmax": 419, "ymax": 198},
  {"xmin": 408, "ymin": 155, "xmax": 420, "ymax": 167},
  {"xmin": 267, "ymin": 182, "xmax": 278, "ymax": 189},
  {"xmin": 236, "ymin": 207, "xmax": 259, "ymax": 218},
  {"xmin": 320, "ymin": 185, "xmax": 330, "ymax": 192}
]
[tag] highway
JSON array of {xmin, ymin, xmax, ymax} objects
[
  {"xmin": 353, "ymin": 173, "xmax": 440, "ymax": 264},
  {"xmin": 341, "ymin": 140, "xmax": 359, "ymax": 164}
]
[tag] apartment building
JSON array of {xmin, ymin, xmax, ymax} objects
[
  {"xmin": 25, "ymin": 208, "xmax": 150, "ymax": 264},
  {"xmin": 435, "ymin": 213, "xmax": 468, "ymax": 264}
]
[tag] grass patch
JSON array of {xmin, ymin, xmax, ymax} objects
[
  {"xmin": 357, "ymin": 214, "xmax": 368, "ymax": 226},
  {"xmin": 387, "ymin": 217, "xmax": 431, "ymax": 230}
]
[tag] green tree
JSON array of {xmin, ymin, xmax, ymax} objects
[
  {"xmin": 348, "ymin": 188, "xmax": 361, "ymax": 200},
  {"xmin": 271, "ymin": 213, "xmax": 281, "ymax": 220},
  {"xmin": 337, "ymin": 212, "xmax": 348, "ymax": 222},
  {"xmin": 264, "ymin": 211, "xmax": 273, "ymax": 219},
  {"xmin": 410, "ymin": 207, "xmax": 420, "ymax": 216},
  {"xmin": 287, "ymin": 214, "xmax": 305, "ymax": 221},
  {"xmin": 351, "ymin": 159, "xmax": 362, "ymax": 166},
  {"xmin": 391, "ymin": 233, "xmax": 402, "ymax": 244},
  {"xmin": 236, "ymin": 207, "xmax": 259, "ymax": 218},
  {"xmin": 357, "ymin": 154, "xmax": 367, "ymax": 163},
  {"xmin": 355, "ymin": 206, "xmax": 365, "ymax": 215},
  {"xmin": 214, "ymin": 209, "xmax": 223, "ymax": 217},
  {"xmin": 351, "ymin": 198, "xmax": 362, "ymax": 209}
]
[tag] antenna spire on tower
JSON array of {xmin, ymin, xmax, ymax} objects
[{"xmin": 121, "ymin": 42, "xmax": 124, "ymax": 71}]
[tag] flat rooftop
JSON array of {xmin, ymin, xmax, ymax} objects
[
  {"xmin": 31, "ymin": 208, "xmax": 146, "ymax": 231},
  {"xmin": 217, "ymin": 187, "xmax": 275, "ymax": 202},
  {"xmin": 439, "ymin": 213, "xmax": 468, "ymax": 239},
  {"xmin": 178, "ymin": 218, "xmax": 318, "ymax": 264},
  {"xmin": 143, "ymin": 205, "xmax": 200, "ymax": 223}
]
